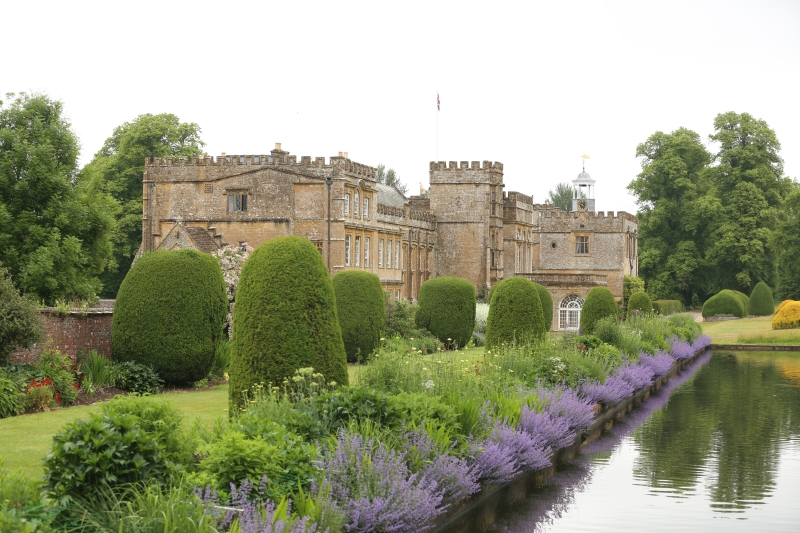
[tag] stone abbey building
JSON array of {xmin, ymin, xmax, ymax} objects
[{"xmin": 141, "ymin": 144, "xmax": 638, "ymax": 331}]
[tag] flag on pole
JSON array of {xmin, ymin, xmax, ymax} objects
[{"xmin": 437, "ymin": 92, "xmax": 440, "ymax": 111}]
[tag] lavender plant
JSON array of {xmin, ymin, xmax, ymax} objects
[
  {"xmin": 615, "ymin": 363, "xmax": 656, "ymax": 390},
  {"xmin": 637, "ymin": 351, "xmax": 674, "ymax": 377},
  {"xmin": 579, "ymin": 375, "xmax": 634, "ymax": 405}
]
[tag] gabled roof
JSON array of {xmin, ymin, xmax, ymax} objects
[
  {"xmin": 376, "ymin": 182, "xmax": 407, "ymax": 209},
  {"xmin": 184, "ymin": 227, "xmax": 219, "ymax": 253}
]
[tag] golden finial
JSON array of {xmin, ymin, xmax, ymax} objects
[{"xmin": 581, "ymin": 153, "xmax": 590, "ymax": 171}]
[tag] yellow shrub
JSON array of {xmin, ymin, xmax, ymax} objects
[
  {"xmin": 772, "ymin": 301, "xmax": 800, "ymax": 330},
  {"xmin": 776, "ymin": 300, "xmax": 795, "ymax": 314}
]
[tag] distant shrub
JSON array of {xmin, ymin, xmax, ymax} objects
[
  {"xmin": 229, "ymin": 236, "xmax": 348, "ymax": 411},
  {"xmin": 485, "ymin": 277, "xmax": 545, "ymax": 348},
  {"xmin": 0, "ymin": 266, "xmax": 44, "ymax": 364},
  {"xmin": 35, "ymin": 349, "xmax": 79, "ymax": 406},
  {"xmin": 415, "ymin": 277, "xmax": 476, "ymax": 349},
  {"xmin": 533, "ymin": 282, "xmax": 553, "ymax": 331},
  {"xmin": 749, "ymin": 282, "xmax": 774, "ymax": 316},
  {"xmin": 776, "ymin": 300, "xmax": 794, "ymax": 314},
  {"xmin": 385, "ymin": 296, "xmax": 417, "ymax": 338},
  {"xmin": 702, "ymin": 290, "xmax": 747, "ymax": 318},
  {"xmin": 580, "ymin": 287, "xmax": 619, "ymax": 335},
  {"xmin": 114, "ymin": 361, "xmax": 164, "ymax": 394},
  {"xmin": 333, "ymin": 271, "xmax": 386, "ymax": 363},
  {"xmin": 113, "ymin": 249, "xmax": 227, "ymax": 384},
  {"xmin": 652, "ymin": 300, "xmax": 684, "ymax": 315},
  {"xmin": 772, "ymin": 301, "xmax": 800, "ymax": 330},
  {"xmin": 627, "ymin": 291, "xmax": 653, "ymax": 318},
  {"xmin": 623, "ymin": 276, "xmax": 645, "ymax": 309}
]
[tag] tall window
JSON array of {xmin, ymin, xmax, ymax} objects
[
  {"xmin": 364, "ymin": 237, "xmax": 370, "ymax": 267},
  {"xmin": 576, "ymin": 236, "xmax": 589, "ymax": 254},
  {"xmin": 227, "ymin": 192, "xmax": 247, "ymax": 212},
  {"xmin": 395, "ymin": 241, "xmax": 400, "ymax": 268},
  {"xmin": 559, "ymin": 295, "xmax": 584, "ymax": 331},
  {"xmin": 345, "ymin": 235, "xmax": 351, "ymax": 266},
  {"xmin": 344, "ymin": 193, "xmax": 350, "ymax": 215},
  {"xmin": 378, "ymin": 239, "xmax": 384, "ymax": 267},
  {"xmin": 363, "ymin": 197, "xmax": 369, "ymax": 218},
  {"xmin": 387, "ymin": 239, "xmax": 392, "ymax": 268},
  {"xmin": 354, "ymin": 191, "xmax": 360, "ymax": 217},
  {"xmin": 355, "ymin": 236, "xmax": 361, "ymax": 266},
  {"xmin": 491, "ymin": 191, "xmax": 496, "ymax": 216}
]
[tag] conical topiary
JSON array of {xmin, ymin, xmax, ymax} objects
[
  {"xmin": 333, "ymin": 271, "xmax": 386, "ymax": 362},
  {"xmin": 485, "ymin": 277, "xmax": 545, "ymax": 348},
  {"xmin": 627, "ymin": 291, "xmax": 653, "ymax": 318},
  {"xmin": 580, "ymin": 287, "xmax": 619, "ymax": 335},
  {"xmin": 228, "ymin": 236, "xmax": 348, "ymax": 410},
  {"xmin": 533, "ymin": 282, "xmax": 553, "ymax": 331},
  {"xmin": 749, "ymin": 281, "xmax": 774, "ymax": 316},
  {"xmin": 415, "ymin": 276, "xmax": 476, "ymax": 348}
]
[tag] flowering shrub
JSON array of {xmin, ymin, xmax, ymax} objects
[
  {"xmin": 25, "ymin": 378, "xmax": 60, "ymax": 411},
  {"xmin": 638, "ymin": 351, "xmax": 674, "ymax": 377},
  {"xmin": 691, "ymin": 335, "xmax": 712, "ymax": 351},
  {"xmin": 468, "ymin": 438, "xmax": 520, "ymax": 484},
  {"xmin": 580, "ymin": 376, "xmax": 635, "ymax": 405},
  {"xmin": 516, "ymin": 407, "xmax": 574, "ymax": 450},
  {"xmin": 213, "ymin": 243, "xmax": 253, "ymax": 338},
  {"xmin": 534, "ymin": 385, "xmax": 595, "ymax": 432},
  {"xmin": 34, "ymin": 349, "xmax": 79, "ymax": 406},
  {"xmin": 669, "ymin": 339, "xmax": 695, "ymax": 360},
  {"xmin": 615, "ymin": 363, "xmax": 656, "ymax": 390}
]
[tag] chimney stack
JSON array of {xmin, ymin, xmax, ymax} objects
[
  {"xmin": 275, "ymin": 142, "xmax": 282, "ymax": 151},
  {"xmin": 344, "ymin": 152, "xmax": 349, "ymax": 159}
]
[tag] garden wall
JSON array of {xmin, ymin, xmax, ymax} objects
[{"xmin": 9, "ymin": 300, "xmax": 114, "ymax": 364}]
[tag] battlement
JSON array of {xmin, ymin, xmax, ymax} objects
[
  {"xmin": 145, "ymin": 153, "xmax": 376, "ymax": 179},
  {"xmin": 503, "ymin": 191, "xmax": 533, "ymax": 205},
  {"xmin": 535, "ymin": 206, "xmax": 638, "ymax": 227},
  {"xmin": 429, "ymin": 160, "xmax": 503, "ymax": 171}
]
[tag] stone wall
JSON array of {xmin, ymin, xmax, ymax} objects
[{"xmin": 10, "ymin": 301, "xmax": 114, "ymax": 364}]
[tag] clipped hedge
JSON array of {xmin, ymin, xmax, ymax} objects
[
  {"xmin": 749, "ymin": 282, "xmax": 774, "ymax": 316},
  {"xmin": 627, "ymin": 291, "xmax": 653, "ymax": 318},
  {"xmin": 652, "ymin": 300, "xmax": 684, "ymax": 315},
  {"xmin": 229, "ymin": 236, "xmax": 348, "ymax": 410},
  {"xmin": 533, "ymin": 282, "xmax": 553, "ymax": 331},
  {"xmin": 112, "ymin": 249, "xmax": 227, "ymax": 384},
  {"xmin": 580, "ymin": 287, "xmax": 619, "ymax": 335},
  {"xmin": 333, "ymin": 271, "xmax": 386, "ymax": 362},
  {"xmin": 623, "ymin": 275, "xmax": 645, "ymax": 309},
  {"xmin": 702, "ymin": 290, "xmax": 747, "ymax": 318},
  {"xmin": 772, "ymin": 301, "xmax": 800, "ymax": 330},
  {"xmin": 485, "ymin": 277, "xmax": 545, "ymax": 348},
  {"xmin": 776, "ymin": 300, "xmax": 795, "ymax": 314},
  {"xmin": 732, "ymin": 290, "xmax": 750, "ymax": 315},
  {"xmin": 415, "ymin": 277, "xmax": 476, "ymax": 348}
]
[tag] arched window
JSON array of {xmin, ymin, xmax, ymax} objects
[{"xmin": 559, "ymin": 295, "xmax": 584, "ymax": 331}]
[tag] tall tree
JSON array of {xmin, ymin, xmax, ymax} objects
[
  {"xmin": 548, "ymin": 182, "xmax": 573, "ymax": 212},
  {"xmin": 627, "ymin": 128, "xmax": 715, "ymax": 304},
  {"xmin": 84, "ymin": 114, "xmax": 204, "ymax": 297},
  {"xmin": 773, "ymin": 187, "xmax": 800, "ymax": 299},
  {"xmin": 706, "ymin": 112, "xmax": 792, "ymax": 291},
  {"xmin": 375, "ymin": 163, "xmax": 408, "ymax": 194},
  {"xmin": 0, "ymin": 93, "xmax": 116, "ymax": 304}
]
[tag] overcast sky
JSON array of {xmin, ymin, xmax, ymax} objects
[{"xmin": 4, "ymin": 0, "xmax": 799, "ymax": 214}]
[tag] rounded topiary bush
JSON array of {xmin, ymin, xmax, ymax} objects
[
  {"xmin": 580, "ymin": 287, "xmax": 619, "ymax": 335},
  {"xmin": 749, "ymin": 282, "xmax": 774, "ymax": 316},
  {"xmin": 415, "ymin": 276, "xmax": 476, "ymax": 348},
  {"xmin": 333, "ymin": 271, "xmax": 386, "ymax": 362},
  {"xmin": 772, "ymin": 301, "xmax": 800, "ymax": 330},
  {"xmin": 627, "ymin": 291, "xmax": 653, "ymax": 318},
  {"xmin": 533, "ymin": 282, "xmax": 553, "ymax": 331},
  {"xmin": 228, "ymin": 236, "xmax": 347, "ymax": 410},
  {"xmin": 112, "ymin": 249, "xmax": 227, "ymax": 384},
  {"xmin": 702, "ymin": 289, "xmax": 746, "ymax": 318},
  {"xmin": 652, "ymin": 300, "xmax": 684, "ymax": 315},
  {"xmin": 485, "ymin": 277, "xmax": 545, "ymax": 348},
  {"xmin": 732, "ymin": 290, "xmax": 750, "ymax": 315},
  {"xmin": 776, "ymin": 300, "xmax": 795, "ymax": 314}
]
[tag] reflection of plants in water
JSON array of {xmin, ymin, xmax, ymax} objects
[{"xmin": 632, "ymin": 352, "xmax": 800, "ymax": 511}]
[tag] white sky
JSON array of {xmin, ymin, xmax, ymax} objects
[{"xmin": 4, "ymin": 0, "xmax": 799, "ymax": 215}]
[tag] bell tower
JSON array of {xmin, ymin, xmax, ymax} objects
[{"xmin": 572, "ymin": 155, "xmax": 596, "ymax": 212}]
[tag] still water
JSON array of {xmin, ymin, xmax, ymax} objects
[{"xmin": 483, "ymin": 352, "xmax": 800, "ymax": 532}]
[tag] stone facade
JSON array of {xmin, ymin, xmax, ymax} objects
[{"xmin": 142, "ymin": 144, "xmax": 637, "ymax": 330}]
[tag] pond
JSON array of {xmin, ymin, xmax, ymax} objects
[{"xmin": 461, "ymin": 351, "xmax": 800, "ymax": 532}]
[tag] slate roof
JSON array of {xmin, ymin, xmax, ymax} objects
[
  {"xmin": 185, "ymin": 227, "xmax": 220, "ymax": 253},
  {"xmin": 376, "ymin": 183, "xmax": 407, "ymax": 209}
]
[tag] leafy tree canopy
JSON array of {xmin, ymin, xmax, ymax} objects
[
  {"xmin": 375, "ymin": 164, "xmax": 408, "ymax": 194},
  {"xmin": 0, "ymin": 92, "xmax": 116, "ymax": 304},
  {"xmin": 83, "ymin": 113, "xmax": 204, "ymax": 297},
  {"xmin": 547, "ymin": 182, "xmax": 573, "ymax": 212}
]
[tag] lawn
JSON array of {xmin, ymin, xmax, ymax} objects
[{"xmin": 700, "ymin": 315, "xmax": 800, "ymax": 344}]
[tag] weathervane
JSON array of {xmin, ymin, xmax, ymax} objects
[{"xmin": 581, "ymin": 153, "xmax": 590, "ymax": 171}]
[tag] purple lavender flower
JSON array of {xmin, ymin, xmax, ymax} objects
[
  {"xmin": 468, "ymin": 438, "xmax": 520, "ymax": 484},
  {"xmin": 401, "ymin": 428, "xmax": 479, "ymax": 503},
  {"xmin": 669, "ymin": 339, "xmax": 694, "ymax": 360},
  {"xmin": 691, "ymin": 335, "xmax": 711, "ymax": 351},
  {"xmin": 534, "ymin": 385, "xmax": 595, "ymax": 432},
  {"xmin": 615, "ymin": 362, "xmax": 655, "ymax": 389},
  {"xmin": 516, "ymin": 406, "xmax": 574, "ymax": 450},
  {"xmin": 490, "ymin": 420, "xmax": 552, "ymax": 470},
  {"xmin": 320, "ymin": 430, "xmax": 444, "ymax": 533},
  {"xmin": 638, "ymin": 351, "xmax": 674, "ymax": 377},
  {"xmin": 580, "ymin": 375, "xmax": 634, "ymax": 405}
]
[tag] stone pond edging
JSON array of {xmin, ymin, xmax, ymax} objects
[
  {"xmin": 427, "ymin": 346, "xmax": 711, "ymax": 533},
  {"xmin": 709, "ymin": 344, "xmax": 800, "ymax": 352}
]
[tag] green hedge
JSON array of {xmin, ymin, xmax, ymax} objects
[
  {"xmin": 112, "ymin": 249, "xmax": 227, "ymax": 384},
  {"xmin": 627, "ymin": 291, "xmax": 653, "ymax": 318},
  {"xmin": 702, "ymin": 289, "xmax": 747, "ymax": 318},
  {"xmin": 732, "ymin": 290, "xmax": 750, "ymax": 315},
  {"xmin": 623, "ymin": 276, "xmax": 645, "ymax": 309},
  {"xmin": 228, "ymin": 236, "xmax": 348, "ymax": 410},
  {"xmin": 415, "ymin": 277, "xmax": 476, "ymax": 348},
  {"xmin": 749, "ymin": 282, "xmax": 774, "ymax": 316},
  {"xmin": 333, "ymin": 271, "xmax": 386, "ymax": 362},
  {"xmin": 580, "ymin": 287, "xmax": 619, "ymax": 335},
  {"xmin": 652, "ymin": 300, "xmax": 684, "ymax": 315},
  {"xmin": 485, "ymin": 277, "xmax": 545, "ymax": 348},
  {"xmin": 533, "ymin": 282, "xmax": 553, "ymax": 331}
]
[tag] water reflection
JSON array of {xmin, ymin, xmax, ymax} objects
[{"xmin": 474, "ymin": 352, "xmax": 800, "ymax": 532}]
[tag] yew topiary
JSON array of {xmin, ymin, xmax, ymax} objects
[
  {"xmin": 580, "ymin": 287, "xmax": 619, "ymax": 335},
  {"xmin": 652, "ymin": 300, "xmax": 684, "ymax": 315},
  {"xmin": 732, "ymin": 290, "xmax": 750, "ymax": 315},
  {"xmin": 533, "ymin": 282, "xmax": 553, "ymax": 331},
  {"xmin": 333, "ymin": 271, "xmax": 386, "ymax": 362},
  {"xmin": 772, "ymin": 301, "xmax": 800, "ymax": 330},
  {"xmin": 485, "ymin": 277, "xmax": 545, "ymax": 348},
  {"xmin": 415, "ymin": 277, "xmax": 476, "ymax": 348},
  {"xmin": 627, "ymin": 291, "xmax": 653, "ymax": 318},
  {"xmin": 112, "ymin": 249, "xmax": 227, "ymax": 384},
  {"xmin": 748, "ymin": 282, "xmax": 774, "ymax": 316},
  {"xmin": 776, "ymin": 300, "xmax": 795, "ymax": 314},
  {"xmin": 228, "ymin": 236, "xmax": 347, "ymax": 410},
  {"xmin": 702, "ymin": 290, "xmax": 746, "ymax": 318}
]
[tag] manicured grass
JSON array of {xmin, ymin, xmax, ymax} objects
[
  {"xmin": 701, "ymin": 315, "xmax": 800, "ymax": 344},
  {"xmin": 0, "ymin": 384, "xmax": 229, "ymax": 478}
]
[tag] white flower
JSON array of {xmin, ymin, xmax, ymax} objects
[{"xmin": 422, "ymin": 379, "xmax": 435, "ymax": 390}]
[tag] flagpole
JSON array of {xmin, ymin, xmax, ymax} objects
[{"xmin": 436, "ymin": 90, "xmax": 439, "ymax": 161}]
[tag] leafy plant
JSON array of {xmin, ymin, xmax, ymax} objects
[
  {"xmin": 0, "ymin": 266, "xmax": 45, "ymax": 364},
  {"xmin": 33, "ymin": 349, "xmax": 79, "ymax": 406},
  {"xmin": 485, "ymin": 277, "xmax": 546, "ymax": 348},
  {"xmin": 415, "ymin": 276, "xmax": 476, "ymax": 349},
  {"xmin": 78, "ymin": 349, "xmax": 116, "ymax": 396},
  {"xmin": 384, "ymin": 295, "xmax": 417, "ymax": 339},
  {"xmin": 0, "ymin": 377, "xmax": 23, "ymax": 418},
  {"xmin": 114, "ymin": 361, "xmax": 164, "ymax": 394},
  {"xmin": 627, "ymin": 291, "xmax": 653, "ymax": 317},
  {"xmin": 580, "ymin": 287, "xmax": 619, "ymax": 334},
  {"xmin": 209, "ymin": 339, "xmax": 231, "ymax": 381},
  {"xmin": 333, "ymin": 271, "xmax": 387, "ymax": 363}
]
